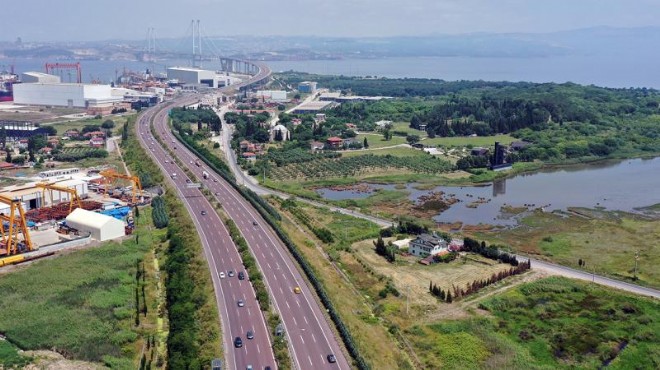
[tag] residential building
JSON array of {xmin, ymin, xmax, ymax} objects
[
  {"xmin": 408, "ymin": 233, "xmax": 448, "ymax": 257},
  {"xmin": 89, "ymin": 137, "xmax": 105, "ymax": 148},
  {"xmin": 325, "ymin": 136, "xmax": 343, "ymax": 149}
]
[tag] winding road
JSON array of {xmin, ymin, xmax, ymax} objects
[{"xmin": 217, "ymin": 111, "xmax": 660, "ymax": 300}]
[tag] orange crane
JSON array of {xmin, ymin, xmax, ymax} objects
[
  {"xmin": 0, "ymin": 195, "xmax": 33, "ymax": 256},
  {"xmin": 36, "ymin": 182, "xmax": 83, "ymax": 213},
  {"xmin": 99, "ymin": 170, "xmax": 143, "ymax": 204}
]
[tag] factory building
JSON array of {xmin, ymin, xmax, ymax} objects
[
  {"xmin": 292, "ymin": 101, "xmax": 336, "ymax": 114},
  {"xmin": 255, "ymin": 90, "xmax": 287, "ymax": 102},
  {"xmin": 298, "ymin": 81, "xmax": 317, "ymax": 93},
  {"xmin": 13, "ymin": 83, "xmax": 121, "ymax": 108},
  {"xmin": 0, "ymin": 179, "xmax": 89, "ymax": 210},
  {"xmin": 167, "ymin": 67, "xmax": 218, "ymax": 88},
  {"xmin": 0, "ymin": 120, "xmax": 51, "ymax": 141},
  {"xmin": 21, "ymin": 72, "xmax": 61, "ymax": 84},
  {"xmin": 65, "ymin": 208, "xmax": 125, "ymax": 241}
]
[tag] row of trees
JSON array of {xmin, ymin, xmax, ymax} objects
[
  {"xmin": 151, "ymin": 196, "xmax": 168, "ymax": 229},
  {"xmin": 430, "ymin": 260, "xmax": 531, "ymax": 302},
  {"xmin": 374, "ymin": 236, "xmax": 396, "ymax": 263},
  {"xmin": 463, "ymin": 237, "xmax": 521, "ymax": 266},
  {"xmin": 170, "ymin": 106, "xmax": 221, "ymax": 132}
]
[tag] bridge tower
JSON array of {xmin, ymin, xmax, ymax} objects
[{"xmin": 191, "ymin": 19, "xmax": 203, "ymax": 68}]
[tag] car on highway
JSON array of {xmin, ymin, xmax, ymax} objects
[
  {"xmin": 234, "ymin": 337, "xmax": 242, "ymax": 348},
  {"xmin": 252, "ymin": 221, "xmax": 258, "ymax": 226},
  {"xmin": 294, "ymin": 286, "xmax": 302, "ymax": 294},
  {"xmin": 201, "ymin": 210, "xmax": 207, "ymax": 215},
  {"xmin": 246, "ymin": 366, "xmax": 252, "ymax": 370},
  {"xmin": 228, "ymin": 270, "xmax": 235, "ymax": 277},
  {"xmin": 186, "ymin": 179, "xmax": 191, "ymax": 183},
  {"xmin": 172, "ymin": 140, "xmax": 175, "ymax": 143},
  {"xmin": 238, "ymin": 271, "xmax": 245, "ymax": 280},
  {"xmin": 237, "ymin": 299, "xmax": 245, "ymax": 307},
  {"xmin": 213, "ymin": 178, "xmax": 217, "ymax": 182},
  {"xmin": 327, "ymin": 354, "xmax": 337, "ymax": 363},
  {"xmin": 219, "ymin": 272, "xmax": 225, "ymax": 278},
  {"xmin": 246, "ymin": 330, "xmax": 254, "ymax": 340}
]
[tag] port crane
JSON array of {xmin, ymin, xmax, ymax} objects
[
  {"xmin": 99, "ymin": 170, "xmax": 143, "ymax": 204},
  {"xmin": 36, "ymin": 182, "xmax": 83, "ymax": 213},
  {"xmin": 0, "ymin": 195, "xmax": 33, "ymax": 256}
]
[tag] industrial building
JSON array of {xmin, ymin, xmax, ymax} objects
[
  {"xmin": 255, "ymin": 90, "xmax": 287, "ymax": 102},
  {"xmin": 21, "ymin": 72, "xmax": 61, "ymax": 84},
  {"xmin": 167, "ymin": 67, "xmax": 219, "ymax": 88},
  {"xmin": 13, "ymin": 83, "xmax": 122, "ymax": 108},
  {"xmin": 0, "ymin": 120, "xmax": 51, "ymax": 140},
  {"xmin": 0, "ymin": 179, "xmax": 89, "ymax": 210},
  {"xmin": 298, "ymin": 81, "xmax": 317, "ymax": 93},
  {"xmin": 65, "ymin": 208, "xmax": 125, "ymax": 241},
  {"xmin": 292, "ymin": 101, "xmax": 335, "ymax": 114}
]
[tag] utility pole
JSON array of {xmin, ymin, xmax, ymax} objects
[{"xmin": 634, "ymin": 250, "xmax": 639, "ymax": 280}]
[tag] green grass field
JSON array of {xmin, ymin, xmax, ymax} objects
[
  {"xmin": 342, "ymin": 146, "xmax": 426, "ymax": 158},
  {"xmin": 355, "ymin": 133, "xmax": 408, "ymax": 148},
  {"xmin": 391, "ymin": 121, "xmax": 425, "ymax": 135},
  {"xmin": 0, "ymin": 208, "xmax": 162, "ymax": 368},
  {"xmin": 422, "ymin": 134, "xmax": 517, "ymax": 147},
  {"xmin": 478, "ymin": 210, "xmax": 660, "ymax": 288}
]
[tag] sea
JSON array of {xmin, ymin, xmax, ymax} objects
[{"xmin": 2, "ymin": 54, "xmax": 658, "ymax": 89}]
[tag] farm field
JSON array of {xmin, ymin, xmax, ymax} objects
[
  {"xmin": 0, "ymin": 208, "xmax": 164, "ymax": 369},
  {"xmin": 48, "ymin": 114, "xmax": 132, "ymax": 136}
]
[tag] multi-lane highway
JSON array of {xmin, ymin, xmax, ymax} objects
[
  {"xmin": 137, "ymin": 101, "xmax": 276, "ymax": 370},
  {"xmin": 140, "ymin": 97, "xmax": 351, "ymax": 369}
]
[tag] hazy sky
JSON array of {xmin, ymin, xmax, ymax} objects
[{"xmin": 4, "ymin": 0, "xmax": 660, "ymax": 41}]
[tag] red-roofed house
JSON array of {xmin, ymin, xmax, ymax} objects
[
  {"xmin": 89, "ymin": 137, "xmax": 105, "ymax": 148},
  {"xmin": 0, "ymin": 161, "xmax": 14, "ymax": 170},
  {"xmin": 326, "ymin": 136, "xmax": 343, "ymax": 149},
  {"xmin": 241, "ymin": 152, "xmax": 256, "ymax": 162},
  {"xmin": 83, "ymin": 131, "xmax": 106, "ymax": 139}
]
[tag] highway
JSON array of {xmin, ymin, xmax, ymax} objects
[
  {"xmin": 144, "ymin": 99, "xmax": 351, "ymax": 368},
  {"xmin": 137, "ymin": 101, "xmax": 277, "ymax": 370}
]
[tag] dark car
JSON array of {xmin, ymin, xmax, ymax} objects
[
  {"xmin": 201, "ymin": 210, "xmax": 207, "ymax": 215},
  {"xmin": 238, "ymin": 271, "xmax": 245, "ymax": 280},
  {"xmin": 252, "ymin": 221, "xmax": 258, "ymax": 226},
  {"xmin": 234, "ymin": 337, "xmax": 242, "ymax": 348},
  {"xmin": 327, "ymin": 354, "xmax": 336, "ymax": 363},
  {"xmin": 228, "ymin": 270, "xmax": 235, "ymax": 277},
  {"xmin": 246, "ymin": 330, "xmax": 254, "ymax": 340}
]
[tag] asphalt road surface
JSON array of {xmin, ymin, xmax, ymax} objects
[
  {"xmin": 143, "ymin": 98, "xmax": 351, "ymax": 369},
  {"xmin": 137, "ymin": 101, "xmax": 276, "ymax": 370}
]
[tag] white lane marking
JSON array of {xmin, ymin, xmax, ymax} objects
[
  {"xmin": 300, "ymin": 335, "xmax": 305, "ymax": 344},
  {"xmin": 303, "ymin": 315, "xmax": 307, "ymax": 324},
  {"xmin": 308, "ymin": 355, "xmax": 313, "ymax": 367},
  {"xmin": 312, "ymin": 333, "xmax": 316, "ymax": 343},
  {"xmin": 286, "ymin": 301, "xmax": 290, "ymax": 309},
  {"xmin": 247, "ymin": 308, "xmax": 251, "ymax": 316},
  {"xmin": 293, "ymin": 316, "xmax": 297, "ymax": 325},
  {"xmin": 298, "ymin": 300, "xmax": 302, "ymax": 308}
]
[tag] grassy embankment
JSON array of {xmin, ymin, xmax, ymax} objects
[
  {"xmin": 0, "ymin": 206, "xmax": 164, "ymax": 369},
  {"xmin": 476, "ymin": 208, "xmax": 660, "ymax": 288}
]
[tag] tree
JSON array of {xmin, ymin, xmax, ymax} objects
[
  {"xmin": 5, "ymin": 150, "xmax": 11, "ymax": 163},
  {"xmin": 406, "ymin": 135, "xmax": 420, "ymax": 145},
  {"xmin": 0, "ymin": 127, "xmax": 6, "ymax": 148},
  {"xmin": 363, "ymin": 137, "xmax": 369, "ymax": 148},
  {"xmin": 446, "ymin": 291, "xmax": 453, "ymax": 303},
  {"xmin": 28, "ymin": 150, "xmax": 36, "ymax": 163},
  {"xmin": 28, "ymin": 135, "xmax": 47, "ymax": 151},
  {"xmin": 101, "ymin": 119, "xmax": 115, "ymax": 129}
]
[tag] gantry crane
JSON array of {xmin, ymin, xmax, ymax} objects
[
  {"xmin": 99, "ymin": 170, "xmax": 143, "ymax": 204},
  {"xmin": 36, "ymin": 182, "xmax": 83, "ymax": 213},
  {"xmin": 0, "ymin": 195, "xmax": 33, "ymax": 256}
]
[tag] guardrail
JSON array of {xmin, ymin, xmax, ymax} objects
[{"xmin": 172, "ymin": 129, "xmax": 370, "ymax": 370}]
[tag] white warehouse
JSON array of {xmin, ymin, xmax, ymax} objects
[
  {"xmin": 21, "ymin": 72, "xmax": 61, "ymax": 84},
  {"xmin": 65, "ymin": 208, "xmax": 126, "ymax": 241},
  {"xmin": 167, "ymin": 67, "xmax": 217, "ymax": 88},
  {"xmin": 13, "ymin": 83, "xmax": 119, "ymax": 108}
]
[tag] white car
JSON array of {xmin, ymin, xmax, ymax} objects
[{"xmin": 219, "ymin": 272, "xmax": 225, "ymax": 279}]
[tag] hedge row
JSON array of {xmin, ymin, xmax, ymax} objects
[
  {"xmin": 173, "ymin": 131, "xmax": 281, "ymax": 221},
  {"xmin": 175, "ymin": 130, "xmax": 370, "ymax": 369},
  {"xmin": 223, "ymin": 218, "xmax": 270, "ymax": 311},
  {"xmin": 151, "ymin": 196, "xmax": 169, "ymax": 229}
]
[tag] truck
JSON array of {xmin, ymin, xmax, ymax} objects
[{"xmin": 203, "ymin": 171, "xmax": 209, "ymax": 179}]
